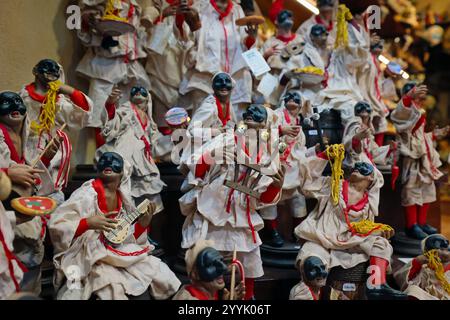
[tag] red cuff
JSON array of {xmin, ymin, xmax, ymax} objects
[
  {"xmin": 74, "ymin": 218, "xmax": 89, "ymax": 238},
  {"xmin": 260, "ymin": 184, "xmax": 281, "ymax": 203},
  {"xmin": 70, "ymin": 90, "xmax": 90, "ymax": 111},
  {"xmin": 195, "ymin": 154, "xmax": 211, "ymax": 179},
  {"xmin": 408, "ymin": 258, "xmax": 423, "ymax": 281},
  {"xmin": 134, "ymin": 222, "xmax": 149, "ymax": 239},
  {"xmin": 352, "ymin": 137, "xmax": 362, "ymax": 151},
  {"xmin": 402, "ymin": 96, "xmax": 413, "ymax": 108},
  {"xmin": 0, "ymin": 168, "xmax": 8, "ymax": 174},
  {"xmin": 105, "ymin": 102, "xmax": 116, "ymax": 120},
  {"xmin": 317, "ymin": 151, "xmax": 328, "ymax": 160},
  {"xmin": 41, "ymin": 155, "xmax": 52, "ymax": 167},
  {"xmin": 245, "ymin": 36, "xmax": 256, "ymax": 49}
]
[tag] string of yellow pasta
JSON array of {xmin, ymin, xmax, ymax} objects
[
  {"xmin": 31, "ymin": 80, "xmax": 61, "ymax": 134},
  {"xmin": 103, "ymin": 0, "xmax": 128, "ymax": 22},
  {"xmin": 425, "ymin": 249, "xmax": 450, "ymax": 295},
  {"xmin": 334, "ymin": 4, "xmax": 353, "ymax": 49},
  {"xmin": 326, "ymin": 144, "xmax": 345, "ymax": 206},
  {"xmin": 350, "ymin": 220, "xmax": 393, "ymax": 235}
]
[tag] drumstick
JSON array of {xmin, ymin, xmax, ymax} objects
[
  {"xmin": 31, "ymin": 123, "xmax": 68, "ymax": 168},
  {"xmin": 229, "ymin": 246, "xmax": 237, "ymax": 300}
]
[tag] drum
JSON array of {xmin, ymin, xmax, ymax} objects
[
  {"xmin": 325, "ymin": 262, "xmax": 369, "ymax": 300},
  {"xmin": 96, "ymin": 19, "xmax": 135, "ymax": 37},
  {"xmin": 11, "ymin": 197, "xmax": 57, "ymax": 217}
]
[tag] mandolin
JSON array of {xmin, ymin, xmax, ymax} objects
[{"xmin": 103, "ymin": 199, "xmax": 151, "ymax": 246}]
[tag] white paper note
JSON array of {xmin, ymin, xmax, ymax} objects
[
  {"xmin": 242, "ymin": 48, "xmax": 271, "ymax": 77},
  {"xmin": 257, "ymin": 73, "xmax": 278, "ymax": 97}
]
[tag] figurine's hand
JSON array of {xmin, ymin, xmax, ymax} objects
[
  {"xmin": 281, "ymin": 126, "xmax": 300, "ymax": 138},
  {"xmin": 355, "ymin": 126, "xmax": 371, "ymax": 140},
  {"xmin": 106, "ymin": 85, "xmax": 122, "ymax": 105},
  {"xmin": 438, "ymin": 250, "xmax": 450, "ymax": 263},
  {"xmin": 407, "ymin": 85, "xmax": 428, "ymax": 102},
  {"xmin": 245, "ymin": 23, "xmax": 258, "ymax": 38},
  {"xmin": 42, "ymin": 136, "xmax": 63, "ymax": 161},
  {"xmin": 58, "ymin": 84, "xmax": 76, "ymax": 96},
  {"xmin": 6, "ymin": 164, "xmax": 45, "ymax": 188},
  {"xmin": 263, "ymin": 44, "xmax": 281, "ymax": 59},
  {"xmin": 86, "ymin": 213, "xmax": 118, "ymax": 232},
  {"xmin": 433, "ymin": 125, "xmax": 450, "ymax": 140},
  {"xmin": 162, "ymin": 4, "xmax": 178, "ymax": 18},
  {"xmin": 415, "ymin": 254, "xmax": 428, "ymax": 265},
  {"xmin": 223, "ymin": 281, "xmax": 246, "ymax": 300},
  {"xmin": 271, "ymin": 166, "xmax": 286, "ymax": 189}
]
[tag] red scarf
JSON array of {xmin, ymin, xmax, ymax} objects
[
  {"xmin": 0, "ymin": 124, "xmax": 25, "ymax": 164},
  {"xmin": 315, "ymin": 15, "xmax": 333, "ymax": 32},
  {"xmin": 25, "ymin": 83, "xmax": 47, "ymax": 103},
  {"xmin": 215, "ymin": 97, "xmax": 231, "ymax": 126},
  {"xmin": 210, "ymin": 0, "xmax": 233, "ymax": 20},
  {"xmin": 276, "ymin": 33, "xmax": 296, "ymax": 44},
  {"xmin": 131, "ymin": 104, "xmax": 152, "ymax": 161},
  {"xmin": 185, "ymin": 285, "xmax": 219, "ymax": 300},
  {"xmin": 92, "ymin": 178, "xmax": 123, "ymax": 216}
]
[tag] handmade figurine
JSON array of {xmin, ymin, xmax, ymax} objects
[
  {"xmin": 179, "ymin": 104, "xmax": 284, "ymax": 299},
  {"xmin": 76, "ymin": 0, "xmax": 150, "ymax": 127},
  {"xmin": 142, "ymin": 0, "xmax": 199, "ymax": 128},
  {"xmin": 295, "ymin": 145, "xmax": 407, "ymax": 299},
  {"xmin": 97, "ymin": 86, "xmax": 167, "ymax": 243},
  {"xmin": 343, "ymin": 101, "xmax": 391, "ymax": 169},
  {"xmin": 48, "ymin": 152, "xmax": 181, "ymax": 300},
  {"xmin": 394, "ymin": 234, "xmax": 449, "ymax": 300},
  {"xmin": 357, "ymin": 36, "xmax": 389, "ymax": 146},
  {"xmin": 173, "ymin": 240, "xmax": 245, "ymax": 300},
  {"xmin": 390, "ymin": 84, "xmax": 449, "ymax": 240},
  {"xmin": 0, "ymin": 91, "xmax": 70, "ymax": 295},
  {"xmin": 296, "ymin": 0, "xmax": 337, "ymax": 48},
  {"xmin": 188, "ymin": 72, "xmax": 237, "ymax": 139},
  {"xmin": 290, "ymin": 256, "xmax": 328, "ymax": 300},
  {"xmin": 0, "ymin": 171, "xmax": 25, "ymax": 299},
  {"xmin": 259, "ymin": 92, "xmax": 317, "ymax": 247},
  {"xmin": 259, "ymin": 9, "xmax": 305, "ymax": 106},
  {"xmin": 179, "ymin": 0, "xmax": 258, "ymax": 118}
]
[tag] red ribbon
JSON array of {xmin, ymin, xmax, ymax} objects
[
  {"xmin": 0, "ymin": 124, "xmax": 25, "ymax": 164},
  {"xmin": 215, "ymin": 97, "xmax": 231, "ymax": 127},
  {"xmin": 210, "ymin": 0, "xmax": 233, "ymax": 73},
  {"xmin": 0, "ymin": 228, "xmax": 28, "ymax": 292},
  {"xmin": 131, "ymin": 104, "xmax": 153, "ymax": 161}
]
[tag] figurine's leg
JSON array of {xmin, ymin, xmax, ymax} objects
[
  {"xmin": 417, "ymin": 203, "xmax": 437, "ymax": 235},
  {"xmin": 288, "ymin": 194, "xmax": 307, "ymax": 228},
  {"xmin": 404, "ymin": 205, "xmax": 427, "ymax": 239},
  {"xmin": 259, "ymin": 205, "xmax": 284, "ymax": 247},
  {"xmin": 235, "ymin": 248, "xmax": 264, "ymax": 300},
  {"xmin": 87, "ymin": 79, "xmax": 114, "ymax": 127}
]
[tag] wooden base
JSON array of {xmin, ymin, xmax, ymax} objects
[
  {"xmin": 260, "ymin": 241, "xmax": 300, "ymax": 269},
  {"xmin": 391, "ymin": 232, "xmax": 423, "ymax": 257}
]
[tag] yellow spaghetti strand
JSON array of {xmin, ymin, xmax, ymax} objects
[
  {"xmin": 326, "ymin": 144, "xmax": 345, "ymax": 206},
  {"xmin": 31, "ymin": 80, "xmax": 61, "ymax": 134},
  {"xmin": 334, "ymin": 4, "xmax": 353, "ymax": 49},
  {"xmin": 103, "ymin": 0, "xmax": 128, "ymax": 22},
  {"xmin": 350, "ymin": 220, "xmax": 393, "ymax": 235},
  {"xmin": 425, "ymin": 249, "xmax": 450, "ymax": 295}
]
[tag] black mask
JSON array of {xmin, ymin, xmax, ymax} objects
[
  {"xmin": 0, "ymin": 92, "xmax": 27, "ymax": 117},
  {"xmin": 353, "ymin": 162, "xmax": 374, "ymax": 177},
  {"xmin": 97, "ymin": 152, "xmax": 124, "ymax": 174},
  {"xmin": 303, "ymin": 256, "xmax": 328, "ymax": 281},
  {"xmin": 424, "ymin": 235, "xmax": 450, "ymax": 252},
  {"xmin": 212, "ymin": 73, "xmax": 233, "ymax": 91},
  {"xmin": 284, "ymin": 92, "xmax": 302, "ymax": 105},
  {"xmin": 277, "ymin": 10, "xmax": 294, "ymax": 29},
  {"xmin": 243, "ymin": 104, "xmax": 267, "ymax": 123},
  {"xmin": 196, "ymin": 248, "xmax": 228, "ymax": 282},
  {"xmin": 354, "ymin": 101, "xmax": 372, "ymax": 115},
  {"xmin": 130, "ymin": 86, "xmax": 149, "ymax": 98},
  {"xmin": 370, "ymin": 40, "xmax": 384, "ymax": 52},
  {"xmin": 35, "ymin": 59, "xmax": 61, "ymax": 79},
  {"xmin": 402, "ymin": 82, "xmax": 417, "ymax": 97},
  {"xmin": 310, "ymin": 24, "xmax": 328, "ymax": 38}
]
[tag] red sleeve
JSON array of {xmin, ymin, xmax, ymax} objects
[
  {"xmin": 352, "ymin": 137, "xmax": 362, "ymax": 152},
  {"xmin": 40, "ymin": 155, "xmax": 52, "ymax": 167},
  {"xmin": 105, "ymin": 102, "xmax": 116, "ymax": 120},
  {"xmin": 260, "ymin": 184, "xmax": 281, "ymax": 203},
  {"xmin": 278, "ymin": 125, "xmax": 283, "ymax": 136},
  {"xmin": 74, "ymin": 218, "xmax": 89, "ymax": 238},
  {"xmin": 402, "ymin": 96, "xmax": 413, "ymax": 108},
  {"xmin": 0, "ymin": 168, "xmax": 8, "ymax": 174},
  {"xmin": 245, "ymin": 36, "xmax": 256, "ymax": 49},
  {"xmin": 195, "ymin": 154, "xmax": 212, "ymax": 179},
  {"xmin": 408, "ymin": 258, "xmax": 423, "ymax": 281},
  {"xmin": 70, "ymin": 90, "xmax": 90, "ymax": 111},
  {"xmin": 317, "ymin": 151, "xmax": 328, "ymax": 160},
  {"xmin": 134, "ymin": 222, "xmax": 149, "ymax": 239}
]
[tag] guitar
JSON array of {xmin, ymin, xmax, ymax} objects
[{"xmin": 103, "ymin": 199, "xmax": 152, "ymax": 245}]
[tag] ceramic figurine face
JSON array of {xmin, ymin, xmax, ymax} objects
[
  {"xmin": 97, "ymin": 152, "xmax": 124, "ymax": 183},
  {"xmin": 0, "ymin": 92, "xmax": 27, "ymax": 127},
  {"xmin": 243, "ymin": 104, "xmax": 267, "ymax": 130},
  {"xmin": 34, "ymin": 59, "xmax": 61, "ymax": 83},
  {"xmin": 284, "ymin": 92, "xmax": 302, "ymax": 111},
  {"xmin": 303, "ymin": 256, "xmax": 328, "ymax": 288},
  {"xmin": 370, "ymin": 40, "xmax": 384, "ymax": 55},
  {"xmin": 212, "ymin": 73, "xmax": 233, "ymax": 100},
  {"xmin": 276, "ymin": 10, "xmax": 294, "ymax": 31},
  {"xmin": 318, "ymin": 0, "xmax": 335, "ymax": 21},
  {"xmin": 130, "ymin": 86, "xmax": 149, "ymax": 109},
  {"xmin": 349, "ymin": 162, "xmax": 375, "ymax": 185},
  {"xmin": 354, "ymin": 101, "xmax": 372, "ymax": 118},
  {"xmin": 196, "ymin": 248, "xmax": 228, "ymax": 291},
  {"xmin": 310, "ymin": 24, "xmax": 328, "ymax": 48}
]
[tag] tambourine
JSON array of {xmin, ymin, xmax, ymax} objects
[
  {"xmin": 11, "ymin": 197, "xmax": 57, "ymax": 217},
  {"xmin": 165, "ymin": 107, "xmax": 190, "ymax": 127},
  {"xmin": 96, "ymin": 19, "xmax": 135, "ymax": 37},
  {"xmin": 235, "ymin": 15, "xmax": 265, "ymax": 26}
]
